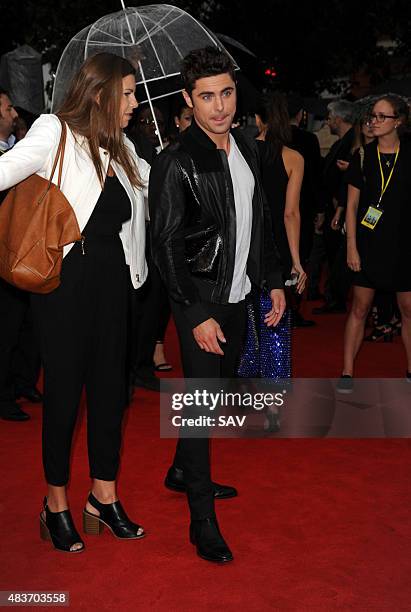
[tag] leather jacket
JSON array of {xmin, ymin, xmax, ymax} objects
[{"xmin": 149, "ymin": 120, "xmax": 283, "ymax": 328}]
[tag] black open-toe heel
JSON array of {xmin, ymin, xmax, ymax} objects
[
  {"xmin": 83, "ymin": 492, "xmax": 145, "ymax": 540},
  {"xmin": 40, "ymin": 497, "xmax": 84, "ymax": 553},
  {"xmin": 364, "ymin": 324, "xmax": 393, "ymax": 343}
]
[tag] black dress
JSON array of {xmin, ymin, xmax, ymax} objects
[
  {"xmin": 239, "ymin": 141, "xmax": 291, "ymax": 381},
  {"xmin": 256, "ymin": 140, "xmax": 292, "ymax": 279},
  {"xmin": 346, "ymin": 138, "xmax": 411, "ymax": 292},
  {"xmin": 31, "ymin": 174, "xmax": 132, "ymax": 486}
]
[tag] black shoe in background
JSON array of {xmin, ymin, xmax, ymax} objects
[
  {"xmin": 165, "ymin": 465, "xmax": 238, "ymax": 499},
  {"xmin": 1, "ymin": 402, "xmax": 30, "ymax": 421},
  {"xmin": 15, "ymin": 386, "xmax": 43, "ymax": 403},
  {"xmin": 292, "ymin": 311, "xmax": 316, "ymax": 328}
]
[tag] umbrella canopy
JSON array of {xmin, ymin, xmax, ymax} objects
[
  {"xmin": 52, "ymin": 4, "xmax": 239, "ymax": 112},
  {"xmin": 0, "ymin": 45, "xmax": 44, "ymax": 114}
]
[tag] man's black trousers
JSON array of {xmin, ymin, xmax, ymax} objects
[{"xmin": 170, "ymin": 299, "xmax": 246, "ymax": 520}]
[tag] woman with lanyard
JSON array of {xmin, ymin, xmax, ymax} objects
[{"xmin": 338, "ymin": 94, "xmax": 411, "ymax": 392}]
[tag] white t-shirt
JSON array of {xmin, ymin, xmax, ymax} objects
[{"xmin": 227, "ymin": 135, "xmax": 255, "ymax": 302}]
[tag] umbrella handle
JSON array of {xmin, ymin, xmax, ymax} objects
[
  {"xmin": 138, "ymin": 60, "xmax": 164, "ymax": 150},
  {"xmin": 120, "ymin": 2, "xmax": 164, "ymax": 150}
]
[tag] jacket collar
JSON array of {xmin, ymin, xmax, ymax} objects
[
  {"xmin": 183, "ymin": 118, "xmax": 251, "ymax": 154},
  {"xmin": 183, "ymin": 119, "xmax": 219, "ymax": 150}
]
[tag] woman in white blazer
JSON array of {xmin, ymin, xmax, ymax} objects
[{"xmin": 0, "ymin": 53, "xmax": 150, "ymax": 553}]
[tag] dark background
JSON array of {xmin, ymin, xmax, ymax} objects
[{"xmin": 1, "ymin": 0, "xmax": 410, "ymax": 96}]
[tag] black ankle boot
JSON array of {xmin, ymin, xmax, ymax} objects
[
  {"xmin": 165, "ymin": 465, "xmax": 238, "ymax": 499},
  {"xmin": 190, "ymin": 517, "xmax": 233, "ymax": 563},
  {"xmin": 83, "ymin": 492, "xmax": 145, "ymax": 539},
  {"xmin": 40, "ymin": 497, "xmax": 84, "ymax": 553}
]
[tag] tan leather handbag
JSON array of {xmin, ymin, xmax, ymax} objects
[{"xmin": 0, "ymin": 118, "xmax": 81, "ymax": 293}]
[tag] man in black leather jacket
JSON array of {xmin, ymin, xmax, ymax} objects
[{"xmin": 149, "ymin": 47, "xmax": 285, "ymax": 563}]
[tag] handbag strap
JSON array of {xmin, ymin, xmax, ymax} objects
[{"xmin": 47, "ymin": 117, "xmax": 67, "ymax": 190}]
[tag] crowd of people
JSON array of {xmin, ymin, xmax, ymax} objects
[{"xmin": 1, "ymin": 46, "xmax": 410, "ymax": 562}]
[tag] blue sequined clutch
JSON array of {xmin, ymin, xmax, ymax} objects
[{"xmin": 237, "ymin": 288, "xmax": 291, "ymax": 379}]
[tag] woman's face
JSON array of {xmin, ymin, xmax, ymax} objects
[
  {"xmin": 120, "ymin": 74, "xmax": 138, "ymax": 128},
  {"xmin": 175, "ymin": 106, "xmax": 193, "ymax": 132},
  {"xmin": 361, "ymin": 121, "xmax": 375, "ymax": 142},
  {"xmin": 369, "ymin": 99, "xmax": 399, "ymax": 139}
]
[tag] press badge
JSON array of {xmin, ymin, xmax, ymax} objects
[{"xmin": 361, "ymin": 206, "xmax": 383, "ymax": 230}]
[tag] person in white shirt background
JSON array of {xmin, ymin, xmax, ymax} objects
[{"xmin": 0, "ymin": 89, "xmax": 18, "ymax": 153}]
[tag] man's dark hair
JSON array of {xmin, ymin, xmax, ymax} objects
[
  {"xmin": 181, "ymin": 46, "xmax": 236, "ymax": 95},
  {"xmin": 286, "ymin": 94, "xmax": 304, "ymax": 120}
]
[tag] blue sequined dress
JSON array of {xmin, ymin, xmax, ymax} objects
[
  {"xmin": 238, "ymin": 287, "xmax": 291, "ymax": 379},
  {"xmin": 238, "ymin": 141, "xmax": 292, "ymax": 380}
]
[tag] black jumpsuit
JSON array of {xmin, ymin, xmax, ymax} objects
[{"xmin": 31, "ymin": 174, "xmax": 131, "ymax": 486}]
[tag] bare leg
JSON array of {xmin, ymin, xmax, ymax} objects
[
  {"xmin": 396, "ymin": 292, "xmax": 411, "ymax": 372},
  {"xmin": 86, "ymin": 479, "xmax": 143, "ymax": 535},
  {"xmin": 87, "ymin": 479, "xmax": 117, "ymax": 512},
  {"xmin": 153, "ymin": 340, "xmax": 170, "ymax": 368},
  {"xmin": 43, "ymin": 484, "xmax": 83, "ymax": 551},
  {"xmin": 343, "ymin": 286, "xmax": 375, "ymax": 376}
]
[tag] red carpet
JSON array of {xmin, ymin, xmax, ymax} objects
[{"xmin": 1, "ymin": 301, "xmax": 411, "ymax": 610}]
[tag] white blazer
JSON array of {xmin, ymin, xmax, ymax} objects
[{"xmin": 0, "ymin": 113, "xmax": 150, "ymax": 289}]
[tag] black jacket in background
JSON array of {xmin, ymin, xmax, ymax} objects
[
  {"xmin": 290, "ymin": 125, "xmax": 323, "ymax": 260},
  {"xmin": 149, "ymin": 120, "xmax": 283, "ymax": 329},
  {"xmin": 290, "ymin": 125, "xmax": 322, "ymax": 215},
  {"xmin": 321, "ymin": 126, "xmax": 355, "ymax": 212},
  {"xmin": 127, "ymin": 131, "xmax": 156, "ymax": 165}
]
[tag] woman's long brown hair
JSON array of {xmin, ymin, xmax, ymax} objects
[
  {"xmin": 57, "ymin": 53, "xmax": 142, "ymax": 189},
  {"xmin": 256, "ymin": 92, "xmax": 292, "ymax": 160}
]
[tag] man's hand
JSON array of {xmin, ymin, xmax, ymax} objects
[
  {"xmin": 331, "ymin": 206, "xmax": 343, "ymax": 231},
  {"xmin": 336, "ymin": 159, "xmax": 349, "ymax": 172},
  {"xmin": 193, "ymin": 318, "xmax": 226, "ymax": 355},
  {"xmin": 265, "ymin": 289, "xmax": 286, "ymax": 327}
]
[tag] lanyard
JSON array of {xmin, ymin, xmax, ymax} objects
[{"xmin": 377, "ymin": 145, "xmax": 400, "ymax": 207}]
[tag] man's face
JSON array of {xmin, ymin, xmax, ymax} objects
[
  {"xmin": 0, "ymin": 94, "xmax": 18, "ymax": 138},
  {"xmin": 183, "ymin": 73, "xmax": 236, "ymax": 139},
  {"xmin": 327, "ymin": 113, "xmax": 339, "ymax": 136},
  {"xmin": 137, "ymin": 106, "xmax": 165, "ymax": 145}
]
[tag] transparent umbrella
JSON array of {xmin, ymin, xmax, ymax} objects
[{"xmin": 52, "ymin": 3, "xmax": 238, "ymax": 148}]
